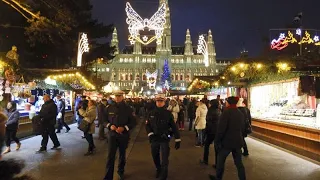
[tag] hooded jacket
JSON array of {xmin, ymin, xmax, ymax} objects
[{"xmin": 195, "ymin": 103, "xmax": 208, "ymax": 129}]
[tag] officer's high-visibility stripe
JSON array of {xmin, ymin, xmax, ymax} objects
[
  {"xmin": 148, "ymin": 132, "xmax": 154, "ymax": 137},
  {"xmin": 175, "ymin": 139, "xmax": 181, "ymax": 142},
  {"xmin": 106, "ymin": 123, "xmax": 111, "ymax": 128}
]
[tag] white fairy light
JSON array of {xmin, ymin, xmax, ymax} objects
[
  {"xmin": 314, "ymin": 35, "xmax": 319, "ymax": 42},
  {"xmin": 197, "ymin": 35, "xmax": 209, "ymax": 67},
  {"xmin": 77, "ymin": 33, "xmax": 89, "ymax": 67},
  {"xmin": 125, "ymin": 2, "xmax": 166, "ymax": 45},
  {"xmin": 296, "ymin": 28, "xmax": 302, "ymax": 36}
]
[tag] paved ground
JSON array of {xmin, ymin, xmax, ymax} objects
[{"xmin": 1, "ymin": 119, "xmax": 320, "ymax": 180}]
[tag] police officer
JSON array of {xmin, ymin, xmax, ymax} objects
[
  {"xmin": 146, "ymin": 94, "xmax": 181, "ymax": 180},
  {"xmin": 104, "ymin": 90, "xmax": 136, "ymax": 180}
]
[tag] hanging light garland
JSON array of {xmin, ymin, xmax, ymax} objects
[{"xmin": 46, "ymin": 72, "xmax": 95, "ymax": 90}]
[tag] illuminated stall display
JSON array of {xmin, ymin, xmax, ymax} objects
[{"xmin": 250, "ymin": 78, "xmax": 320, "ymax": 129}]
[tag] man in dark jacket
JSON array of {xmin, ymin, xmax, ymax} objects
[
  {"xmin": 98, "ymin": 99, "xmax": 108, "ymax": 140},
  {"xmin": 56, "ymin": 95, "xmax": 70, "ymax": 133},
  {"xmin": 209, "ymin": 96, "xmax": 246, "ymax": 180},
  {"xmin": 200, "ymin": 99, "xmax": 220, "ymax": 166},
  {"xmin": 187, "ymin": 98, "xmax": 196, "ymax": 131},
  {"xmin": 104, "ymin": 90, "xmax": 136, "ymax": 180},
  {"xmin": 38, "ymin": 94, "xmax": 60, "ymax": 152}
]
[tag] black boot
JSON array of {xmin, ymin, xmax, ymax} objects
[
  {"xmin": 199, "ymin": 159, "xmax": 208, "ymax": 165},
  {"xmin": 155, "ymin": 169, "xmax": 161, "ymax": 178},
  {"xmin": 37, "ymin": 147, "xmax": 47, "ymax": 152},
  {"xmin": 118, "ymin": 172, "xmax": 124, "ymax": 180}
]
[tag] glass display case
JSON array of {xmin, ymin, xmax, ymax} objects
[
  {"xmin": 13, "ymin": 89, "xmax": 73, "ymax": 117},
  {"xmin": 249, "ymin": 79, "xmax": 320, "ymax": 129}
]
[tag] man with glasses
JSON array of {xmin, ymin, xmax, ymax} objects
[
  {"xmin": 146, "ymin": 94, "xmax": 181, "ymax": 180},
  {"xmin": 104, "ymin": 90, "xmax": 136, "ymax": 180}
]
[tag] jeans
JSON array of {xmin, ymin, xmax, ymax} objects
[
  {"xmin": 57, "ymin": 115, "xmax": 70, "ymax": 131},
  {"xmin": 41, "ymin": 125, "xmax": 60, "ymax": 148},
  {"xmin": 196, "ymin": 129, "xmax": 204, "ymax": 145},
  {"xmin": 216, "ymin": 148, "xmax": 246, "ymax": 180},
  {"xmin": 203, "ymin": 134, "xmax": 217, "ymax": 165},
  {"xmin": 188, "ymin": 118, "xmax": 194, "ymax": 131},
  {"xmin": 5, "ymin": 129, "xmax": 19, "ymax": 147},
  {"xmin": 84, "ymin": 133, "xmax": 95, "ymax": 151}
]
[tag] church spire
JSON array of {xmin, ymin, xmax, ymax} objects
[
  {"xmin": 184, "ymin": 29, "xmax": 193, "ymax": 55},
  {"xmin": 207, "ymin": 29, "xmax": 215, "ymax": 56},
  {"xmin": 111, "ymin": 27, "xmax": 119, "ymax": 55}
]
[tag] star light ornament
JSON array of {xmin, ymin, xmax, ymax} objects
[
  {"xmin": 197, "ymin": 35, "xmax": 209, "ymax": 67},
  {"xmin": 77, "ymin": 33, "xmax": 89, "ymax": 67},
  {"xmin": 296, "ymin": 28, "xmax": 302, "ymax": 36},
  {"xmin": 146, "ymin": 70, "xmax": 158, "ymax": 90},
  {"xmin": 314, "ymin": 36, "xmax": 319, "ymax": 42},
  {"xmin": 125, "ymin": 2, "xmax": 166, "ymax": 45}
]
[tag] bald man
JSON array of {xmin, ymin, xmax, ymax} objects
[{"xmin": 37, "ymin": 94, "xmax": 60, "ymax": 152}]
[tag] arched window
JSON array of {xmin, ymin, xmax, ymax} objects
[
  {"xmin": 136, "ymin": 74, "xmax": 140, "ymax": 80},
  {"xmin": 171, "ymin": 75, "xmax": 174, "ymax": 81},
  {"xmin": 130, "ymin": 74, "xmax": 133, "ymax": 80},
  {"xmin": 175, "ymin": 74, "xmax": 179, "ymax": 81},
  {"xmin": 143, "ymin": 74, "xmax": 147, "ymax": 81},
  {"xmin": 180, "ymin": 74, "xmax": 184, "ymax": 81}
]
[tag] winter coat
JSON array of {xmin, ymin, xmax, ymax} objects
[
  {"xmin": 0, "ymin": 112, "xmax": 7, "ymax": 148},
  {"xmin": 188, "ymin": 101, "xmax": 196, "ymax": 119},
  {"xmin": 79, "ymin": 106, "xmax": 97, "ymax": 134},
  {"xmin": 195, "ymin": 103, "xmax": 208, "ymax": 129},
  {"xmin": 5, "ymin": 110, "xmax": 20, "ymax": 130},
  {"xmin": 167, "ymin": 101, "xmax": 180, "ymax": 122},
  {"xmin": 39, "ymin": 99, "xmax": 58, "ymax": 128},
  {"xmin": 206, "ymin": 107, "xmax": 220, "ymax": 135},
  {"xmin": 238, "ymin": 107, "xmax": 252, "ymax": 137},
  {"xmin": 215, "ymin": 107, "xmax": 245, "ymax": 149},
  {"xmin": 56, "ymin": 99, "xmax": 65, "ymax": 114},
  {"xmin": 98, "ymin": 103, "xmax": 107, "ymax": 124}
]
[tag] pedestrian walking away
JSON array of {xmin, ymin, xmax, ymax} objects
[
  {"xmin": 146, "ymin": 94, "xmax": 181, "ymax": 180},
  {"xmin": 56, "ymin": 94, "xmax": 70, "ymax": 133},
  {"xmin": 104, "ymin": 90, "xmax": 136, "ymax": 180}
]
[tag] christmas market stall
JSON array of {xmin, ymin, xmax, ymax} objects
[{"xmin": 223, "ymin": 60, "xmax": 320, "ymax": 162}]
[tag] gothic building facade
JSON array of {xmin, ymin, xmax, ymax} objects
[{"xmin": 92, "ymin": 0, "xmax": 231, "ymax": 91}]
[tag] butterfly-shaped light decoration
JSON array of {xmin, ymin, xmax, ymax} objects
[
  {"xmin": 197, "ymin": 35, "xmax": 209, "ymax": 67},
  {"xmin": 146, "ymin": 70, "xmax": 158, "ymax": 90},
  {"xmin": 125, "ymin": 2, "xmax": 166, "ymax": 45}
]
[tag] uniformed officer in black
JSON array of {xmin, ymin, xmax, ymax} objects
[
  {"xmin": 104, "ymin": 90, "xmax": 136, "ymax": 180},
  {"xmin": 146, "ymin": 94, "xmax": 181, "ymax": 180}
]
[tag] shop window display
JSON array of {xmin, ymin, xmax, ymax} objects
[{"xmin": 250, "ymin": 79, "xmax": 320, "ymax": 129}]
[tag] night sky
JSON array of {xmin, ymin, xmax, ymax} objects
[{"xmin": 91, "ymin": 0, "xmax": 320, "ymax": 58}]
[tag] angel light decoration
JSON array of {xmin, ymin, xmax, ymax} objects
[
  {"xmin": 146, "ymin": 70, "xmax": 158, "ymax": 90},
  {"xmin": 125, "ymin": 2, "xmax": 166, "ymax": 45}
]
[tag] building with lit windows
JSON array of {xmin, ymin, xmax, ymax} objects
[{"xmin": 92, "ymin": 0, "xmax": 231, "ymax": 91}]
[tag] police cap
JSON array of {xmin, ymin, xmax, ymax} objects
[
  {"xmin": 155, "ymin": 94, "xmax": 166, "ymax": 101},
  {"xmin": 113, "ymin": 90, "xmax": 125, "ymax": 96}
]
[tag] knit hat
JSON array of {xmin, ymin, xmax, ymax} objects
[{"xmin": 226, "ymin": 96, "xmax": 239, "ymax": 105}]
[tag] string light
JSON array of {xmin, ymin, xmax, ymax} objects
[
  {"xmin": 299, "ymin": 31, "xmax": 314, "ymax": 44},
  {"xmin": 77, "ymin": 33, "xmax": 89, "ymax": 67},
  {"xmin": 197, "ymin": 35, "xmax": 209, "ymax": 67},
  {"xmin": 125, "ymin": 2, "xmax": 166, "ymax": 45},
  {"xmin": 47, "ymin": 72, "xmax": 95, "ymax": 90},
  {"xmin": 256, "ymin": 64, "xmax": 262, "ymax": 69},
  {"xmin": 271, "ymin": 29, "xmax": 320, "ymax": 50}
]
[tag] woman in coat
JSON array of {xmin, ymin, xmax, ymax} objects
[
  {"xmin": 79, "ymin": 100, "xmax": 97, "ymax": 156},
  {"xmin": 237, "ymin": 98, "xmax": 251, "ymax": 156},
  {"xmin": 167, "ymin": 99, "xmax": 180, "ymax": 123},
  {"xmin": 195, "ymin": 100, "xmax": 208, "ymax": 147},
  {"xmin": 2, "ymin": 102, "xmax": 21, "ymax": 154}
]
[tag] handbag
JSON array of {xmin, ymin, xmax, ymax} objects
[{"xmin": 78, "ymin": 120, "xmax": 91, "ymax": 133}]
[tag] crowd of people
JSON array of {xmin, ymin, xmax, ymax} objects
[{"xmin": 0, "ymin": 91, "xmax": 252, "ymax": 180}]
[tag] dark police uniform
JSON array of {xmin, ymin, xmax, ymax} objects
[
  {"xmin": 146, "ymin": 94, "xmax": 181, "ymax": 180},
  {"xmin": 104, "ymin": 91, "xmax": 136, "ymax": 180}
]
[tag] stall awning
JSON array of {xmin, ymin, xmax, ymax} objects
[{"xmin": 26, "ymin": 68, "xmax": 96, "ymax": 90}]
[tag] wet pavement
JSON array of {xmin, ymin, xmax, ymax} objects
[{"xmin": 1, "ymin": 119, "xmax": 320, "ymax": 180}]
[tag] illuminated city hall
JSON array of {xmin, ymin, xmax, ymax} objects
[{"xmin": 94, "ymin": 0, "xmax": 231, "ymax": 92}]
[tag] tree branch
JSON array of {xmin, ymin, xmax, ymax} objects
[{"xmin": 2, "ymin": 0, "xmax": 31, "ymax": 20}]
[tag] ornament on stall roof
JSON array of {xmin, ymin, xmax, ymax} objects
[
  {"xmin": 240, "ymin": 72, "xmax": 245, "ymax": 78},
  {"xmin": 28, "ymin": 81, "xmax": 36, "ymax": 89},
  {"xmin": 6, "ymin": 46, "xmax": 19, "ymax": 65},
  {"xmin": 5, "ymin": 68, "xmax": 15, "ymax": 85}
]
